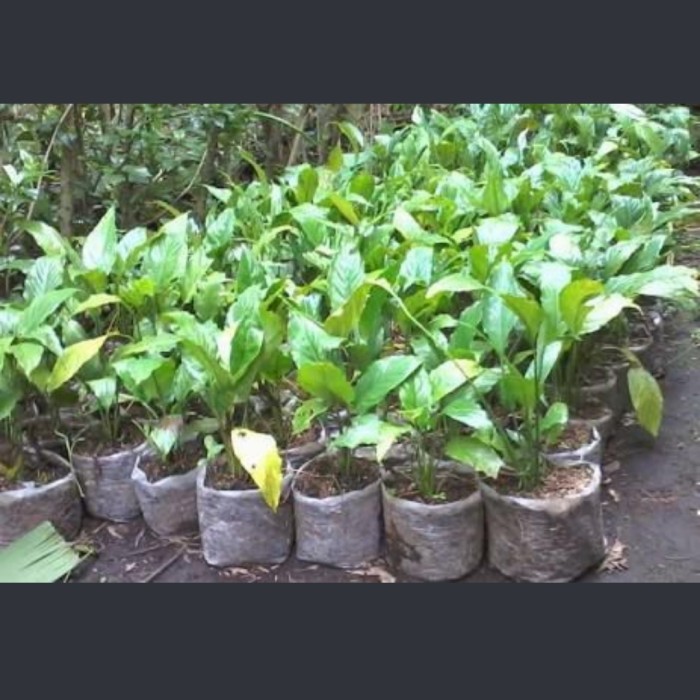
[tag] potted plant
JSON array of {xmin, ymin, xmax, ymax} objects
[
  {"xmin": 377, "ymin": 358, "xmax": 488, "ymax": 581},
  {"xmin": 0, "ymin": 296, "xmax": 82, "ymax": 545},
  {"xmin": 172, "ymin": 299, "xmax": 294, "ymax": 567}
]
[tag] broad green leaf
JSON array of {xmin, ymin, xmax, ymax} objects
[
  {"xmin": 328, "ymin": 246, "xmax": 364, "ymax": 311},
  {"xmin": 296, "ymin": 166, "xmax": 319, "ymax": 204},
  {"xmin": 324, "ymin": 284, "xmax": 370, "ymax": 338},
  {"xmin": 228, "ymin": 322, "xmax": 265, "ymax": 385},
  {"xmin": 46, "ymin": 335, "xmax": 109, "ymax": 392},
  {"xmin": 73, "ymin": 294, "xmax": 122, "ymax": 315},
  {"xmin": 298, "ymin": 362, "xmax": 354, "ymax": 406},
  {"xmin": 288, "ymin": 313, "xmax": 343, "ymax": 368},
  {"xmin": 541, "ymin": 402, "xmax": 569, "ymax": 436},
  {"xmin": 113, "ymin": 357, "xmax": 165, "ymax": 390},
  {"xmin": 353, "ymin": 355, "xmax": 422, "ymax": 414},
  {"xmin": 482, "ymin": 156, "xmax": 509, "ymax": 216},
  {"xmin": 502, "ymin": 295, "xmax": 542, "ymax": 342},
  {"xmin": 426, "ymin": 273, "xmax": 483, "ymax": 299},
  {"xmin": 476, "ymin": 214, "xmax": 520, "ymax": 246},
  {"xmin": 628, "ymin": 367, "xmax": 663, "ymax": 437},
  {"xmin": 9, "ymin": 342, "xmax": 44, "ymax": 378},
  {"xmin": 445, "ymin": 436, "xmax": 504, "ymax": 478},
  {"xmin": 483, "ymin": 262, "xmax": 519, "ymax": 357},
  {"xmin": 443, "ymin": 391, "xmax": 492, "ymax": 430},
  {"xmin": 18, "ymin": 288, "xmax": 77, "ymax": 336},
  {"xmin": 86, "ymin": 377, "xmax": 117, "ymax": 411},
  {"xmin": 82, "ymin": 207, "xmax": 117, "ymax": 274},
  {"xmin": 329, "ymin": 193, "xmax": 359, "ymax": 226},
  {"xmin": 430, "ymin": 360, "xmax": 481, "ymax": 403},
  {"xmin": 21, "ymin": 221, "xmax": 69, "ymax": 259},
  {"xmin": 24, "ymin": 257, "xmax": 63, "ymax": 301},
  {"xmin": 327, "ymin": 145, "xmax": 344, "ymax": 172},
  {"xmin": 292, "ymin": 398, "xmax": 328, "ymax": 435},
  {"xmin": 393, "ymin": 208, "xmax": 425, "ymax": 241},
  {"xmin": 333, "ymin": 414, "xmax": 410, "ymax": 462},
  {"xmin": 399, "ymin": 368, "xmax": 433, "ymax": 428},
  {"xmin": 581, "ymin": 294, "xmax": 635, "ymax": 335},
  {"xmin": 560, "ymin": 279, "xmax": 605, "ymax": 334},
  {"xmin": 148, "ymin": 417, "xmax": 183, "ymax": 460},
  {"xmin": 399, "ymin": 246, "xmax": 434, "ymax": 291},
  {"xmin": 231, "ymin": 429, "xmax": 283, "ymax": 511}
]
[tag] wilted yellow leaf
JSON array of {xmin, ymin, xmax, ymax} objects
[{"xmin": 230, "ymin": 429, "xmax": 283, "ymax": 511}]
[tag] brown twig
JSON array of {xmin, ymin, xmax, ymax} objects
[{"xmin": 140, "ymin": 546, "xmax": 185, "ymax": 583}]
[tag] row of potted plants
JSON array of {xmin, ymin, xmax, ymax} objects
[{"xmin": 1, "ymin": 103, "xmax": 698, "ymax": 583}]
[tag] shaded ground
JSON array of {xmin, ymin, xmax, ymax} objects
[{"xmin": 66, "ymin": 304, "xmax": 700, "ymax": 584}]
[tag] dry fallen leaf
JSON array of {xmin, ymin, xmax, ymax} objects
[
  {"xmin": 125, "ymin": 562, "xmax": 137, "ymax": 573},
  {"xmin": 598, "ymin": 539, "xmax": 628, "ymax": 573},
  {"xmin": 603, "ymin": 461, "xmax": 621, "ymax": 475},
  {"xmin": 608, "ymin": 488, "xmax": 621, "ymax": 503},
  {"xmin": 350, "ymin": 566, "xmax": 396, "ymax": 583}
]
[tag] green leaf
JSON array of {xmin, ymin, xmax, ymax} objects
[
  {"xmin": 113, "ymin": 357, "xmax": 165, "ymax": 390},
  {"xmin": 399, "ymin": 369, "xmax": 433, "ymax": 426},
  {"xmin": 288, "ymin": 313, "xmax": 343, "ymax": 368},
  {"xmin": 231, "ymin": 429, "xmax": 283, "ymax": 511},
  {"xmin": 86, "ymin": 377, "xmax": 118, "ymax": 411},
  {"xmin": 482, "ymin": 155, "xmax": 509, "ymax": 216},
  {"xmin": 581, "ymin": 294, "xmax": 635, "ymax": 335},
  {"xmin": 292, "ymin": 398, "xmax": 329, "ymax": 435},
  {"xmin": 24, "ymin": 257, "xmax": 63, "ymax": 301},
  {"xmin": 426, "ymin": 273, "xmax": 483, "ymax": 299},
  {"xmin": 324, "ymin": 284, "xmax": 371, "ymax": 338},
  {"xmin": 0, "ymin": 521, "xmax": 81, "ymax": 584},
  {"xmin": 354, "ymin": 356, "xmax": 422, "ymax": 414},
  {"xmin": 560, "ymin": 279, "xmax": 605, "ymax": 335},
  {"xmin": 82, "ymin": 207, "xmax": 117, "ymax": 274},
  {"xmin": 393, "ymin": 208, "xmax": 425, "ymax": 242},
  {"xmin": 297, "ymin": 362, "xmax": 354, "ymax": 407},
  {"xmin": 443, "ymin": 390, "xmax": 492, "ymax": 430},
  {"xmin": 476, "ymin": 214, "xmax": 520, "ymax": 246},
  {"xmin": 46, "ymin": 335, "xmax": 109, "ymax": 393},
  {"xmin": 445, "ymin": 436, "xmax": 504, "ymax": 478},
  {"xmin": 21, "ymin": 221, "xmax": 70, "ymax": 259},
  {"xmin": 73, "ymin": 294, "xmax": 122, "ymax": 315},
  {"xmin": 333, "ymin": 414, "xmax": 410, "ymax": 462},
  {"xmin": 541, "ymin": 402, "xmax": 569, "ymax": 436},
  {"xmin": 502, "ymin": 295, "xmax": 542, "ymax": 342},
  {"xmin": 296, "ymin": 166, "xmax": 319, "ymax": 204},
  {"xmin": 483, "ymin": 262, "xmax": 519, "ymax": 357},
  {"xmin": 628, "ymin": 367, "xmax": 663, "ymax": 437},
  {"xmin": 18, "ymin": 288, "xmax": 77, "ymax": 336},
  {"xmin": 399, "ymin": 246, "xmax": 434, "ymax": 291},
  {"xmin": 329, "ymin": 193, "xmax": 359, "ymax": 226},
  {"xmin": 430, "ymin": 360, "xmax": 481, "ymax": 403},
  {"xmin": 9, "ymin": 342, "xmax": 44, "ymax": 378},
  {"xmin": 327, "ymin": 144, "xmax": 344, "ymax": 172},
  {"xmin": 328, "ymin": 246, "xmax": 365, "ymax": 311}
]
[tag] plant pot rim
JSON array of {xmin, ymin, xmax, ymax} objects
[
  {"xmin": 292, "ymin": 451, "xmax": 381, "ymax": 503},
  {"xmin": 0, "ymin": 470, "xmax": 76, "ymax": 501},
  {"xmin": 196, "ymin": 463, "xmax": 293, "ymax": 502},
  {"xmin": 479, "ymin": 461, "xmax": 601, "ymax": 506},
  {"xmin": 72, "ymin": 439, "xmax": 153, "ymax": 464},
  {"xmin": 545, "ymin": 425, "xmax": 602, "ymax": 460},
  {"xmin": 132, "ymin": 461, "xmax": 200, "ymax": 489},
  {"xmin": 381, "ymin": 479, "xmax": 481, "ymax": 514}
]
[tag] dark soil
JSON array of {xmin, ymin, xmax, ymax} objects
[
  {"xmin": 385, "ymin": 469, "xmax": 478, "ymax": 505},
  {"xmin": 204, "ymin": 459, "xmax": 258, "ymax": 492},
  {"xmin": 581, "ymin": 366, "xmax": 613, "ymax": 387},
  {"xmin": 140, "ymin": 440, "xmax": 205, "ymax": 483},
  {"xmin": 0, "ymin": 445, "xmax": 70, "ymax": 492},
  {"xmin": 73, "ymin": 420, "xmax": 147, "ymax": 458},
  {"xmin": 295, "ymin": 455, "xmax": 379, "ymax": 499},
  {"xmin": 551, "ymin": 423, "xmax": 594, "ymax": 452},
  {"xmin": 487, "ymin": 464, "xmax": 594, "ymax": 500}
]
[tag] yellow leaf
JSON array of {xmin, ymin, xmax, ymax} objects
[{"xmin": 230, "ymin": 429, "xmax": 283, "ymax": 512}]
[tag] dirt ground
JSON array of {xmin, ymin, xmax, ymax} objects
[{"xmin": 65, "ymin": 301, "xmax": 700, "ymax": 584}]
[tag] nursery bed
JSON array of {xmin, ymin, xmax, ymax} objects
[{"xmin": 65, "ymin": 307, "xmax": 700, "ymax": 584}]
